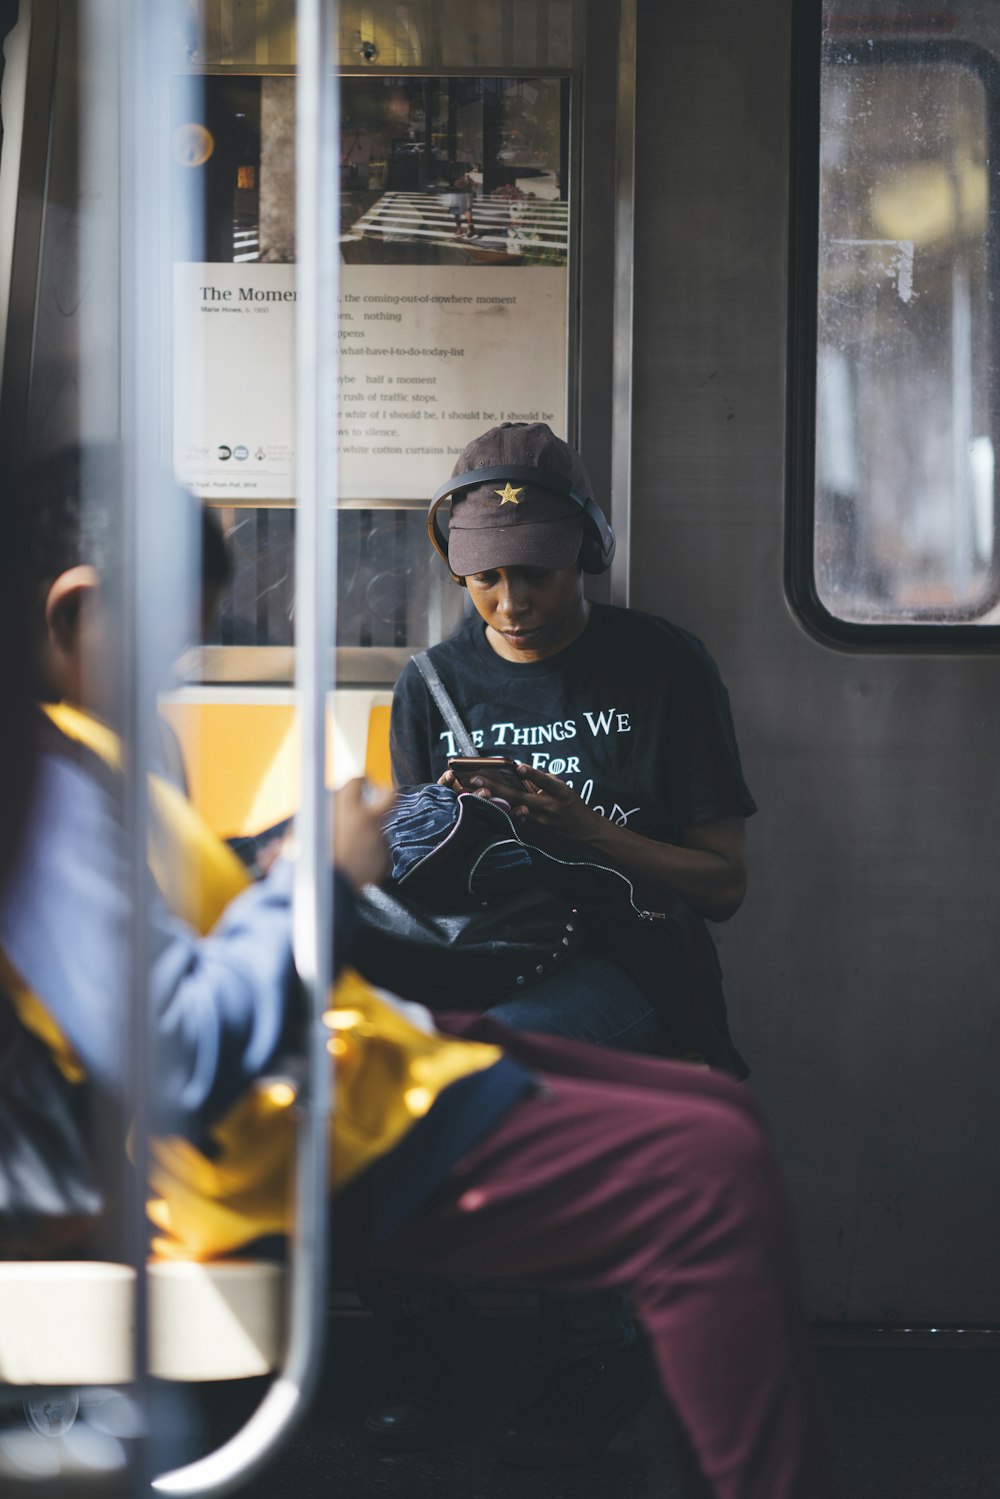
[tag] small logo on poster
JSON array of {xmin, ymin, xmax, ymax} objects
[
  {"xmin": 234, "ymin": 445, "xmax": 249, "ymax": 460},
  {"xmin": 173, "ymin": 123, "xmax": 214, "ymax": 168},
  {"xmin": 255, "ymin": 447, "xmax": 266, "ymax": 461},
  {"xmin": 218, "ymin": 445, "xmax": 232, "ymax": 461}
]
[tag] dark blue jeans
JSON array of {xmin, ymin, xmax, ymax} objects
[{"xmin": 354, "ymin": 954, "xmax": 668, "ymax": 1350}]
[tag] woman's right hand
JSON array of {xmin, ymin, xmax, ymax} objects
[
  {"xmin": 437, "ymin": 767, "xmax": 505, "ymax": 801},
  {"xmin": 333, "ymin": 778, "xmax": 395, "ymax": 889}
]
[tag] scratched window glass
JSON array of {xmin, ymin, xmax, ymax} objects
[
  {"xmin": 203, "ymin": 507, "xmax": 464, "ymax": 651},
  {"xmin": 816, "ymin": 43, "xmax": 994, "ymax": 621}
]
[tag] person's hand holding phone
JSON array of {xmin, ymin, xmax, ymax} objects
[
  {"xmin": 439, "ymin": 759, "xmax": 601, "ymax": 844},
  {"xmin": 497, "ymin": 762, "xmax": 601, "ymax": 841},
  {"xmin": 440, "ymin": 756, "xmax": 527, "ymax": 804}
]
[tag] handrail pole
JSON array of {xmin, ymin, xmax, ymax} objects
[
  {"xmin": 610, "ymin": 0, "xmax": 638, "ymax": 609},
  {"xmin": 286, "ymin": 0, "xmax": 339, "ymax": 1429},
  {"xmin": 153, "ymin": 0, "xmax": 339, "ymax": 1490},
  {"xmin": 121, "ymin": 0, "xmax": 171, "ymax": 1487}
]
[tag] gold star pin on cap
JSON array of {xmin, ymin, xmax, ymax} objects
[{"xmin": 495, "ymin": 483, "xmax": 524, "ymax": 506}]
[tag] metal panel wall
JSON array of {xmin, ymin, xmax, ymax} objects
[{"xmin": 630, "ymin": 0, "xmax": 1000, "ymax": 1321}]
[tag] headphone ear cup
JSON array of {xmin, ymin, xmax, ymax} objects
[
  {"xmin": 428, "ymin": 496, "xmax": 463, "ymax": 580},
  {"xmin": 580, "ymin": 518, "xmax": 612, "ymax": 574},
  {"xmin": 440, "ymin": 518, "xmax": 466, "ymax": 585}
]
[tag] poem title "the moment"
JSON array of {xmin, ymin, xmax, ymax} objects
[{"xmin": 199, "ymin": 285, "xmax": 299, "ymax": 303}]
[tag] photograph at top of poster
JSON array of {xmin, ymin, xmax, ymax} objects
[
  {"xmin": 338, "ymin": 75, "xmax": 568, "ymax": 268},
  {"xmin": 170, "ymin": 73, "xmax": 569, "ymax": 268}
]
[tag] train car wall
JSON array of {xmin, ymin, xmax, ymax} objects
[{"xmin": 630, "ymin": 0, "xmax": 1000, "ymax": 1323}]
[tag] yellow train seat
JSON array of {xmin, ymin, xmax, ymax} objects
[{"xmin": 159, "ymin": 691, "xmax": 394, "ymax": 840}]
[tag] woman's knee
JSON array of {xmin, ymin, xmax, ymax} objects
[{"xmin": 674, "ymin": 1090, "xmax": 776, "ymax": 1205}]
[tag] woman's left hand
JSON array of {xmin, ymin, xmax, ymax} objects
[{"xmin": 505, "ymin": 764, "xmax": 601, "ymax": 842}]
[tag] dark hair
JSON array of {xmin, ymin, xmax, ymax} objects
[
  {"xmin": 200, "ymin": 505, "xmax": 232, "ymax": 591},
  {"xmin": 3, "ymin": 444, "xmax": 123, "ymax": 585},
  {"xmin": 0, "ymin": 447, "xmax": 230, "ymax": 886},
  {"xmin": 0, "ymin": 586, "xmax": 36, "ymax": 891},
  {"xmin": 0, "ymin": 447, "xmax": 54, "ymax": 889},
  {"xmin": 2, "ymin": 442, "xmax": 230, "ymax": 591}
]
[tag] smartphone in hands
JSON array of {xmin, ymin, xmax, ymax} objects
[{"xmin": 447, "ymin": 756, "xmax": 527, "ymax": 793}]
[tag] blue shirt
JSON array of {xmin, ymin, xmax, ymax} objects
[{"xmin": 0, "ymin": 749, "xmax": 297, "ymax": 1137}]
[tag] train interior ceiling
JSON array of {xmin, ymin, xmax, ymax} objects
[{"xmin": 2, "ymin": 0, "xmax": 1000, "ymax": 1496}]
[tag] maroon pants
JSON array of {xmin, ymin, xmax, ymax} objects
[{"xmin": 376, "ymin": 1019, "xmax": 834, "ymax": 1499}]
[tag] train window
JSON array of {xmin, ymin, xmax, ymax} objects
[
  {"xmin": 194, "ymin": 503, "xmax": 464, "ymax": 680},
  {"xmin": 791, "ymin": 6, "xmax": 1000, "ymax": 641}
]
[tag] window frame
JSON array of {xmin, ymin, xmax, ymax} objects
[{"xmin": 787, "ymin": 6, "xmax": 1000, "ymax": 649}]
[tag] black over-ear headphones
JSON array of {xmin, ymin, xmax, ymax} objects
[{"xmin": 426, "ymin": 464, "xmax": 616, "ymax": 579}]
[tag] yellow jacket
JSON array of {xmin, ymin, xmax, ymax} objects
[{"xmin": 9, "ymin": 704, "xmax": 508, "ymax": 1260}]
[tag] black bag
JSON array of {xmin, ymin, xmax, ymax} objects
[
  {"xmin": 353, "ymin": 780, "xmax": 585, "ymax": 1006},
  {"xmin": 352, "ymin": 880, "xmax": 583, "ymax": 1008},
  {"xmin": 0, "ymin": 987, "xmax": 105, "ymax": 1258},
  {"xmin": 349, "ymin": 653, "xmax": 586, "ymax": 1006}
]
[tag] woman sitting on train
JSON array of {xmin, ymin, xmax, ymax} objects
[
  {"xmin": 0, "ymin": 444, "xmax": 831, "ymax": 1499},
  {"xmin": 356, "ymin": 422, "xmax": 758, "ymax": 1462}
]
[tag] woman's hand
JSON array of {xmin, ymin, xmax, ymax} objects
[
  {"xmin": 438, "ymin": 763, "xmax": 601, "ymax": 839},
  {"xmin": 502, "ymin": 763, "xmax": 602, "ymax": 842},
  {"xmin": 441, "ymin": 764, "xmax": 747, "ymax": 918},
  {"xmin": 437, "ymin": 767, "xmax": 511, "ymax": 803},
  {"xmin": 509, "ymin": 773, "xmax": 748, "ymax": 918},
  {"xmin": 333, "ymin": 778, "xmax": 395, "ymax": 889}
]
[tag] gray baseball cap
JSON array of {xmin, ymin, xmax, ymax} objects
[{"xmin": 446, "ymin": 422, "xmax": 589, "ymax": 576}]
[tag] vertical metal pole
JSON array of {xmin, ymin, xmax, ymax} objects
[
  {"xmin": 161, "ymin": 21, "xmax": 341, "ymax": 1482},
  {"xmin": 153, "ymin": 0, "xmax": 342, "ymax": 1490},
  {"xmin": 610, "ymin": 0, "xmax": 637, "ymax": 609},
  {"xmin": 289, "ymin": 0, "xmax": 338, "ymax": 1398},
  {"xmin": 120, "ymin": 0, "xmax": 169, "ymax": 1488},
  {"xmin": 950, "ymin": 257, "xmax": 973, "ymax": 598}
]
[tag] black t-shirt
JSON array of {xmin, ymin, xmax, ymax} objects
[
  {"xmin": 389, "ymin": 603, "xmax": 756, "ymax": 1075},
  {"xmin": 390, "ymin": 602, "xmax": 757, "ymax": 843}
]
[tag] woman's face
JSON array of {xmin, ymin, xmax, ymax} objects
[{"xmin": 463, "ymin": 563, "xmax": 589, "ymax": 662}]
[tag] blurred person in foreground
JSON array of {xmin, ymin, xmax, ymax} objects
[{"xmin": 0, "ymin": 446, "xmax": 834, "ymax": 1499}]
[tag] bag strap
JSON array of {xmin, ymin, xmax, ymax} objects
[{"xmin": 412, "ymin": 651, "xmax": 477, "ymax": 758}]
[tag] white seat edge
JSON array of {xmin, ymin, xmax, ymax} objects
[{"xmin": 0, "ymin": 1260, "xmax": 284, "ymax": 1385}]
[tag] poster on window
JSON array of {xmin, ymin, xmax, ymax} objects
[{"xmin": 172, "ymin": 74, "xmax": 570, "ymax": 501}]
